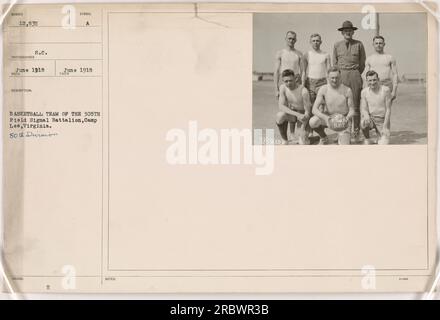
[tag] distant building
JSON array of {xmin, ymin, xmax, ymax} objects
[
  {"xmin": 253, "ymin": 73, "xmax": 263, "ymax": 81},
  {"xmin": 253, "ymin": 71, "xmax": 274, "ymax": 81},
  {"xmin": 401, "ymin": 73, "xmax": 426, "ymax": 84}
]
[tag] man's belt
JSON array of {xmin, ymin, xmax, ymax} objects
[{"xmin": 338, "ymin": 66, "xmax": 360, "ymax": 71}]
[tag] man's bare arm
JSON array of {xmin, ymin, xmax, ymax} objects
[
  {"xmin": 302, "ymin": 51, "xmax": 309, "ymax": 84},
  {"xmin": 326, "ymin": 53, "xmax": 332, "ymax": 70},
  {"xmin": 346, "ymin": 88, "xmax": 355, "ymax": 119},
  {"xmin": 360, "ymin": 90, "xmax": 370, "ymax": 121},
  {"xmin": 383, "ymin": 88, "xmax": 392, "ymax": 136},
  {"xmin": 390, "ymin": 56, "xmax": 398, "ymax": 100},
  {"xmin": 278, "ymin": 87, "xmax": 303, "ymax": 118},
  {"xmin": 363, "ymin": 57, "xmax": 371, "ymax": 81},
  {"xmin": 302, "ymin": 88, "xmax": 312, "ymax": 119},
  {"xmin": 365, "ymin": 57, "xmax": 371, "ymax": 71},
  {"xmin": 332, "ymin": 45, "xmax": 338, "ymax": 67},
  {"xmin": 274, "ymin": 51, "xmax": 281, "ymax": 98},
  {"xmin": 312, "ymin": 87, "xmax": 329, "ymax": 123},
  {"xmin": 279, "ymin": 104, "xmax": 306, "ymax": 118}
]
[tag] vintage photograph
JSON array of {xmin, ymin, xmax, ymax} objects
[{"xmin": 253, "ymin": 13, "xmax": 427, "ymax": 145}]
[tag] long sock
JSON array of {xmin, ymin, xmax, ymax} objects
[
  {"xmin": 362, "ymin": 128, "xmax": 370, "ymax": 139},
  {"xmin": 314, "ymin": 125, "xmax": 327, "ymax": 138},
  {"xmin": 277, "ymin": 122, "xmax": 288, "ymax": 141},
  {"xmin": 352, "ymin": 114, "xmax": 360, "ymax": 134},
  {"xmin": 289, "ymin": 122, "xmax": 296, "ymax": 135}
]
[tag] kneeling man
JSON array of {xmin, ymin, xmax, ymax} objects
[
  {"xmin": 309, "ymin": 66, "xmax": 355, "ymax": 145},
  {"xmin": 360, "ymin": 70, "xmax": 392, "ymax": 144},
  {"xmin": 276, "ymin": 69, "xmax": 312, "ymax": 145}
]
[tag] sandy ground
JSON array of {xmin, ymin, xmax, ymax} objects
[{"xmin": 252, "ymin": 81, "xmax": 427, "ymax": 145}]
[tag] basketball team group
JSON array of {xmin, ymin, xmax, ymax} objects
[{"xmin": 274, "ymin": 20, "xmax": 398, "ymax": 145}]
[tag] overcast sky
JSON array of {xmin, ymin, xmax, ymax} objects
[{"xmin": 253, "ymin": 13, "xmax": 427, "ymax": 76}]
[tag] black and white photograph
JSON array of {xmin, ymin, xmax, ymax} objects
[
  {"xmin": 1, "ymin": 2, "xmax": 437, "ymax": 297},
  {"xmin": 253, "ymin": 13, "xmax": 427, "ymax": 145}
]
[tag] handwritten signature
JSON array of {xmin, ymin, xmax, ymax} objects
[{"xmin": 9, "ymin": 131, "xmax": 58, "ymax": 139}]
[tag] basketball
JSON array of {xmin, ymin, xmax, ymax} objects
[{"xmin": 328, "ymin": 113, "xmax": 349, "ymax": 132}]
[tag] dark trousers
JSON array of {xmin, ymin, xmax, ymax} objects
[{"xmin": 340, "ymin": 69, "xmax": 362, "ymax": 133}]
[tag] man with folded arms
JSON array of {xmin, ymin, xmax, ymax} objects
[{"xmin": 332, "ymin": 21, "xmax": 366, "ymax": 143}]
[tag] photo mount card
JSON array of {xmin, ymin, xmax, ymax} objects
[{"xmin": 1, "ymin": 2, "xmax": 438, "ymax": 293}]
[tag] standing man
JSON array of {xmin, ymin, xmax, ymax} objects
[
  {"xmin": 332, "ymin": 21, "xmax": 366, "ymax": 142},
  {"xmin": 365, "ymin": 35, "xmax": 398, "ymax": 101},
  {"xmin": 274, "ymin": 31, "xmax": 304, "ymax": 97},
  {"xmin": 274, "ymin": 31, "xmax": 304, "ymax": 140},
  {"xmin": 303, "ymin": 33, "xmax": 331, "ymax": 104}
]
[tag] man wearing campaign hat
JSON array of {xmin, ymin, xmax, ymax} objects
[{"xmin": 332, "ymin": 21, "xmax": 366, "ymax": 143}]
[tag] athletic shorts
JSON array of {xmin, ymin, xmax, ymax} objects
[
  {"xmin": 363, "ymin": 115, "xmax": 385, "ymax": 135},
  {"xmin": 278, "ymin": 109, "xmax": 307, "ymax": 124},
  {"xmin": 305, "ymin": 77, "xmax": 327, "ymax": 103},
  {"xmin": 379, "ymin": 79, "xmax": 393, "ymax": 93}
]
